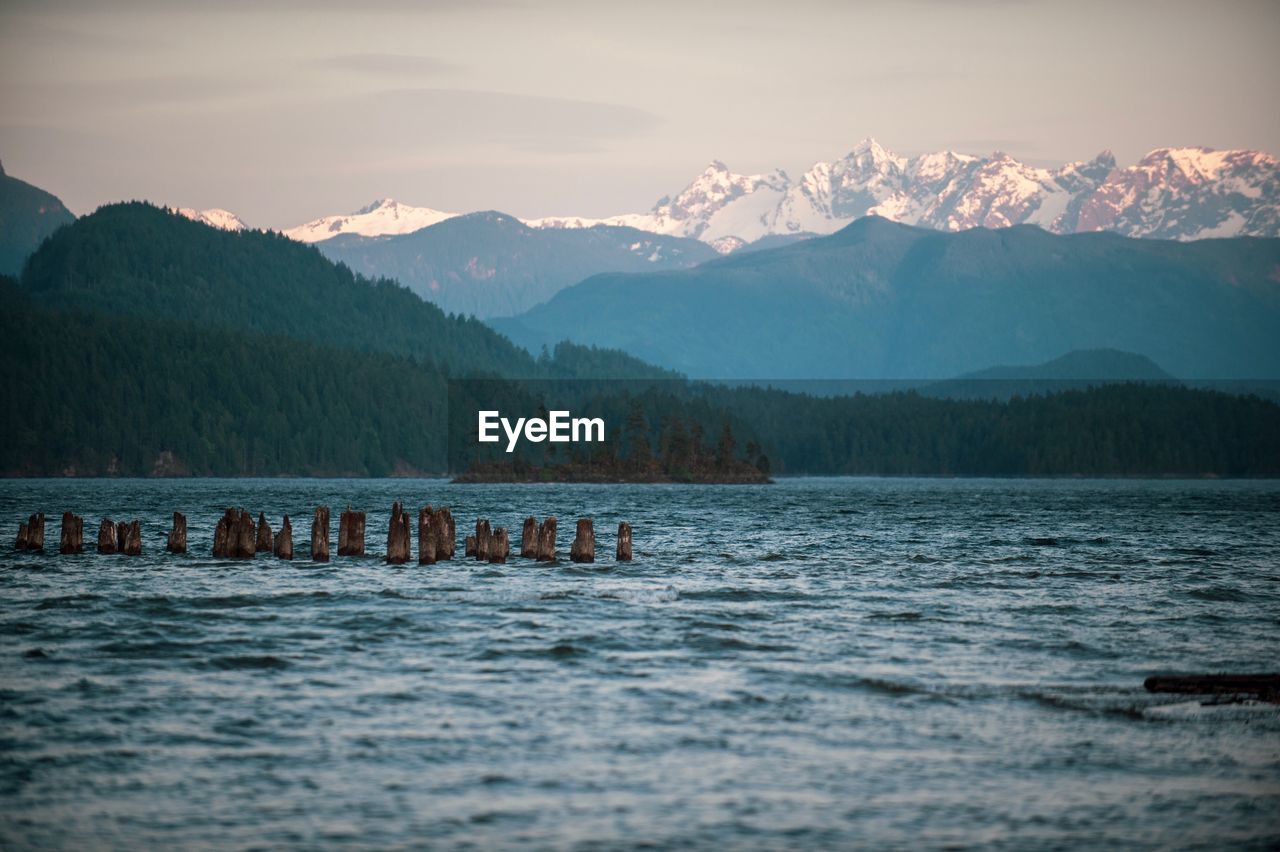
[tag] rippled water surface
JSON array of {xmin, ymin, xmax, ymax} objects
[{"xmin": 2, "ymin": 478, "xmax": 1278, "ymax": 849}]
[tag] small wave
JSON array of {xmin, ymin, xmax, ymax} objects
[
  {"xmin": 1187, "ymin": 585, "xmax": 1248, "ymax": 602},
  {"xmin": 35, "ymin": 594, "xmax": 104, "ymax": 610},
  {"xmin": 1023, "ymin": 536, "xmax": 1059, "ymax": 546},
  {"xmin": 208, "ymin": 655, "xmax": 290, "ymax": 671}
]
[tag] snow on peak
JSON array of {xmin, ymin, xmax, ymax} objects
[
  {"xmin": 283, "ymin": 198, "xmax": 457, "ymax": 243},
  {"xmin": 176, "ymin": 207, "xmax": 248, "ymax": 231}
]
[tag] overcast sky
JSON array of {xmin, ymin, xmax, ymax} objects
[{"xmin": 1, "ymin": 0, "xmax": 1277, "ymax": 227}]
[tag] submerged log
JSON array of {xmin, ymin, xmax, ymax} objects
[
  {"xmin": 386, "ymin": 502, "xmax": 411, "ymax": 565},
  {"xmin": 475, "ymin": 519, "xmax": 492, "ymax": 561},
  {"xmin": 256, "ymin": 513, "xmax": 273, "ymax": 553},
  {"xmin": 234, "ymin": 509, "xmax": 256, "ymax": 558},
  {"xmin": 1145, "ymin": 674, "xmax": 1280, "ymax": 701},
  {"xmin": 465, "ymin": 535, "xmax": 477, "ymax": 557},
  {"xmin": 536, "ymin": 516, "xmax": 557, "ymax": 562},
  {"xmin": 166, "ymin": 512, "xmax": 187, "ymax": 554},
  {"xmin": 489, "ymin": 527, "xmax": 510, "ymax": 564},
  {"xmin": 311, "ymin": 506, "xmax": 330, "ymax": 562},
  {"xmin": 120, "ymin": 520, "xmax": 142, "ymax": 556},
  {"xmin": 338, "ymin": 508, "xmax": 365, "ymax": 557},
  {"xmin": 97, "ymin": 518, "xmax": 117, "ymax": 554},
  {"xmin": 274, "ymin": 515, "xmax": 293, "ymax": 560},
  {"xmin": 570, "ymin": 518, "xmax": 595, "ymax": 564},
  {"xmin": 521, "ymin": 517, "xmax": 538, "ymax": 558},
  {"xmin": 60, "ymin": 512, "xmax": 84, "ymax": 554},
  {"xmin": 616, "ymin": 522, "xmax": 632, "ymax": 562},
  {"xmin": 418, "ymin": 506, "xmax": 438, "ymax": 565}
]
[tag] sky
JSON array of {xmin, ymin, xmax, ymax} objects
[{"xmin": 1, "ymin": 0, "xmax": 1278, "ymax": 228}]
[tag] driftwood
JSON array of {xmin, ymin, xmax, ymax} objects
[
  {"xmin": 418, "ymin": 506, "xmax": 438, "ymax": 565},
  {"xmin": 256, "ymin": 513, "xmax": 273, "ymax": 553},
  {"xmin": 97, "ymin": 518, "xmax": 117, "ymax": 554},
  {"xmin": 338, "ymin": 508, "xmax": 365, "ymax": 556},
  {"xmin": 60, "ymin": 512, "xmax": 84, "ymax": 554},
  {"xmin": 312, "ymin": 506, "xmax": 330, "ymax": 562},
  {"xmin": 274, "ymin": 515, "xmax": 293, "ymax": 560},
  {"xmin": 570, "ymin": 518, "xmax": 595, "ymax": 563},
  {"xmin": 489, "ymin": 527, "xmax": 510, "ymax": 563},
  {"xmin": 616, "ymin": 522, "xmax": 632, "ymax": 561},
  {"xmin": 465, "ymin": 535, "xmax": 477, "ymax": 557},
  {"xmin": 521, "ymin": 517, "xmax": 538, "ymax": 558},
  {"xmin": 1145, "ymin": 674, "xmax": 1280, "ymax": 702},
  {"xmin": 536, "ymin": 516, "xmax": 557, "ymax": 562},
  {"xmin": 387, "ymin": 502, "xmax": 411, "ymax": 564},
  {"xmin": 475, "ymin": 519, "xmax": 492, "ymax": 561},
  {"xmin": 120, "ymin": 520, "xmax": 142, "ymax": 556},
  {"xmin": 166, "ymin": 512, "xmax": 187, "ymax": 554}
]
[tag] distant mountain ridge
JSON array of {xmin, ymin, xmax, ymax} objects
[
  {"xmin": 489, "ymin": 217, "xmax": 1280, "ymax": 380},
  {"xmin": 0, "ymin": 161, "xmax": 75, "ymax": 275},
  {"xmin": 528, "ymin": 140, "xmax": 1280, "ymax": 246}
]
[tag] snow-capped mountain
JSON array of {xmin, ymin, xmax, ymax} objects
[
  {"xmin": 176, "ymin": 207, "xmax": 247, "ymax": 231},
  {"xmin": 527, "ymin": 140, "xmax": 1279, "ymax": 248},
  {"xmin": 283, "ymin": 197, "xmax": 456, "ymax": 243}
]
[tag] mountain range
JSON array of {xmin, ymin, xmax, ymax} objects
[
  {"xmin": 490, "ymin": 216, "xmax": 1280, "ymax": 380},
  {"xmin": 312, "ymin": 211, "xmax": 716, "ymax": 318},
  {"xmin": 0, "ymin": 160, "xmax": 75, "ymax": 276}
]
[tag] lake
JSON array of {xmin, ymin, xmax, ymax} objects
[{"xmin": 1, "ymin": 478, "xmax": 1277, "ymax": 849}]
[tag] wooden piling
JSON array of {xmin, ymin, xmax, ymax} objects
[
  {"xmin": 212, "ymin": 509, "xmax": 233, "ymax": 557},
  {"xmin": 60, "ymin": 512, "xmax": 84, "ymax": 554},
  {"xmin": 521, "ymin": 517, "xmax": 538, "ymax": 558},
  {"xmin": 439, "ymin": 508, "xmax": 456, "ymax": 560},
  {"xmin": 311, "ymin": 506, "xmax": 330, "ymax": 562},
  {"xmin": 255, "ymin": 513, "xmax": 273, "ymax": 553},
  {"xmin": 465, "ymin": 535, "xmax": 477, "ymax": 557},
  {"xmin": 166, "ymin": 512, "xmax": 187, "ymax": 554},
  {"xmin": 570, "ymin": 518, "xmax": 595, "ymax": 564},
  {"xmin": 18, "ymin": 512, "xmax": 45, "ymax": 552},
  {"xmin": 536, "ymin": 516, "xmax": 557, "ymax": 562},
  {"xmin": 116, "ymin": 521, "xmax": 128, "ymax": 553},
  {"xmin": 475, "ymin": 519, "xmax": 492, "ymax": 561},
  {"xmin": 418, "ymin": 506, "xmax": 438, "ymax": 565},
  {"xmin": 234, "ymin": 509, "xmax": 256, "ymax": 558},
  {"xmin": 490, "ymin": 527, "xmax": 510, "ymax": 564},
  {"xmin": 616, "ymin": 522, "xmax": 632, "ymax": 561},
  {"xmin": 274, "ymin": 515, "xmax": 293, "ymax": 560},
  {"xmin": 338, "ymin": 508, "xmax": 365, "ymax": 556},
  {"xmin": 121, "ymin": 520, "xmax": 142, "ymax": 556},
  {"xmin": 97, "ymin": 518, "xmax": 117, "ymax": 554},
  {"xmin": 386, "ymin": 502, "xmax": 411, "ymax": 564}
]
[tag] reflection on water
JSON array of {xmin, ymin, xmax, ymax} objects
[{"xmin": 1, "ymin": 478, "xmax": 1278, "ymax": 848}]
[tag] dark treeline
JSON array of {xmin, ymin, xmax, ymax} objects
[{"xmin": 5, "ymin": 202, "xmax": 1280, "ymax": 479}]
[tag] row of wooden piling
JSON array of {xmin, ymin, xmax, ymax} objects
[{"xmin": 12, "ymin": 506, "xmax": 633, "ymax": 563}]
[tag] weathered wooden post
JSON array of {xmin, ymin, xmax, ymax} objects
[
  {"xmin": 115, "ymin": 521, "xmax": 128, "ymax": 553},
  {"xmin": 521, "ymin": 516, "xmax": 538, "ymax": 558},
  {"xmin": 166, "ymin": 512, "xmax": 187, "ymax": 554},
  {"xmin": 97, "ymin": 519, "xmax": 117, "ymax": 554},
  {"xmin": 255, "ymin": 513, "xmax": 273, "ymax": 553},
  {"xmin": 536, "ymin": 516, "xmax": 557, "ymax": 562},
  {"xmin": 121, "ymin": 520, "xmax": 142, "ymax": 556},
  {"xmin": 440, "ymin": 508, "xmax": 456, "ymax": 560},
  {"xmin": 490, "ymin": 527, "xmax": 510, "ymax": 564},
  {"xmin": 616, "ymin": 522, "xmax": 632, "ymax": 561},
  {"xmin": 464, "ymin": 535, "xmax": 477, "ymax": 557},
  {"xmin": 234, "ymin": 509, "xmax": 256, "ymax": 558},
  {"xmin": 418, "ymin": 507, "xmax": 437, "ymax": 565},
  {"xmin": 212, "ymin": 509, "xmax": 233, "ymax": 557},
  {"xmin": 570, "ymin": 518, "xmax": 595, "ymax": 563},
  {"xmin": 18, "ymin": 513, "xmax": 45, "ymax": 552},
  {"xmin": 60, "ymin": 512, "xmax": 84, "ymax": 554},
  {"xmin": 311, "ymin": 506, "xmax": 330, "ymax": 562},
  {"xmin": 387, "ymin": 502, "xmax": 411, "ymax": 564},
  {"xmin": 274, "ymin": 515, "xmax": 293, "ymax": 560},
  {"xmin": 475, "ymin": 519, "xmax": 492, "ymax": 561},
  {"xmin": 338, "ymin": 508, "xmax": 365, "ymax": 556}
]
